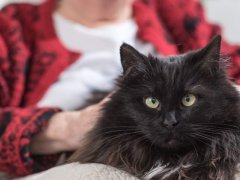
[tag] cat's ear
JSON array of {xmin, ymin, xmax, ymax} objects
[
  {"xmin": 198, "ymin": 35, "xmax": 222, "ymax": 70},
  {"xmin": 120, "ymin": 43, "xmax": 147, "ymax": 75}
]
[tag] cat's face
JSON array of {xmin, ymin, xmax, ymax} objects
[{"xmin": 117, "ymin": 36, "xmax": 239, "ymax": 152}]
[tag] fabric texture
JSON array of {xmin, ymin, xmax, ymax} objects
[
  {"xmin": 16, "ymin": 163, "xmax": 240, "ymax": 180},
  {"xmin": 17, "ymin": 163, "xmax": 140, "ymax": 180},
  {"xmin": 0, "ymin": 0, "xmax": 239, "ymax": 177}
]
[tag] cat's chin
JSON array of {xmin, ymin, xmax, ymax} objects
[
  {"xmin": 150, "ymin": 136, "xmax": 191, "ymax": 152},
  {"xmin": 159, "ymin": 139, "xmax": 184, "ymax": 151}
]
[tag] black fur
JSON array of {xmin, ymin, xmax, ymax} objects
[{"xmin": 69, "ymin": 35, "xmax": 240, "ymax": 180}]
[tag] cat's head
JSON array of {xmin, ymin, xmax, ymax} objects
[{"xmin": 115, "ymin": 35, "xmax": 239, "ymax": 153}]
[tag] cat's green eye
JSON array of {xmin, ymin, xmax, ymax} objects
[
  {"xmin": 145, "ymin": 97, "xmax": 160, "ymax": 109},
  {"xmin": 182, "ymin": 94, "xmax": 196, "ymax": 107}
]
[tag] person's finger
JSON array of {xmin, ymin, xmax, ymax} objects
[{"xmin": 99, "ymin": 94, "xmax": 112, "ymax": 105}]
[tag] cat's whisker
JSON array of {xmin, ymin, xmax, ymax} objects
[
  {"xmin": 98, "ymin": 129, "xmax": 140, "ymax": 136},
  {"xmin": 191, "ymin": 123, "xmax": 240, "ymax": 129},
  {"xmin": 191, "ymin": 127, "xmax": 238, "ymax": 136},
  {"xmin": 92, "ymin": 127, "xmax": 142, "ymax": 136},
  {"xmin": 188, "ymin": 140, "xmax": 199, "ymax": 158},
  {"xmin": 191, "ymin": 129, "xmax": 222, "ymax": 136},
  {"xmin": 96, "ymin": 126, "xmax": 139, "ymax": 130},
  {"xmin": 194, "ymin": 126, "xmax": 239, "ymax": 131},
  {"xmin": 101, "ymin": 133, "xmax": 139, "ymax": 142},
  {"xmin": 191, "ymin": 132, "xmax": 215, "ymax": 139},
  {"xmin": 192, "ymin": 126, "xmax": 239, "ymax": 131},
  {"xmin": 119, "ymin": 136, "xmax": 148, "ymax": 159},
  {"xmin": 149, "ymin": 140, "xmax": 155, "ymax": 158},
  {"xmin": 98, "ymin": 128, "xmax": 144, "ymax": 137},
  {"xmin": 190, "ymin": 125, "xmax": 232, "ymax": 132},
  {"xmin": 100, "ymin": 131, "xmax": 144, "ymax": 144},
  {"xmin": 189, "ymin": 133, "xmax": 214, "ymax": 147}
]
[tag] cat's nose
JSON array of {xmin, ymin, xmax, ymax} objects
[{"xmin": 162, "ymin": 112, "xmax": 179, "ymax": 129}]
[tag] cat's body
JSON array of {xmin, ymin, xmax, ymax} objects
[{"xmin": 70, "ymin": 36, "xmax": 240, "ymax": 180}]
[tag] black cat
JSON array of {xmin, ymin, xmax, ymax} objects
[{"xmin": 70, "ymin": 35, "xmax": 240, "ymax": 180}]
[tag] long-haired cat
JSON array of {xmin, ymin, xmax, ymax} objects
[{"xmin": 69, "ymin": 35, "xmax": 240, "ymax": 180}]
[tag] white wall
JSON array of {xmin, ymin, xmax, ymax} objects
[
  {"xmin": 203, "ymin": 0, "xmax": 240, "ymax": 43},
  {"xmin": 0, "ymin": 0, "xmax": 239, "ymax": 43}
]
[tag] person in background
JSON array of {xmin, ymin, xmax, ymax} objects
[{"xmin": 0, "ymin": 0, "xmax": 240, "ymax": 177}]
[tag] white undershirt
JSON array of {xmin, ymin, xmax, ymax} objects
[{"xmin": 37, "ymin": 13, "xmax": 157, "ymax": 110}]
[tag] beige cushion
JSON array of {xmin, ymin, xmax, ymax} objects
[
  {"xmin": 16, "ymin": 163, "xmax": 240, "ymax": 180},
  {"xmin": 16, "ymin": 163, "xmax": 140, "ymax": 180}
]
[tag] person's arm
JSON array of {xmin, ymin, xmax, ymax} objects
[
  {"xmin": 0, "ymin": 6, "xmax": 103, "ymax": 177},
  {"xmin": 0, "ymin": 8, "xmax": 60, "ymax": 177},
  {"xmin": 0, "ymin": 103, "xmax": 105, "ymax": 177},
  {"xmin": 0, "ymin": 5, "xmax": 107, "ymax": 177},
  {"xmin": 0, "ymin": 8, "xmax": 54, "ymax": 177},
  {"xmin": 0, "ymin": 107, "xmax": 61, "ymax": 177},
  {"xmin": 154, "ymin": 0, "xmax": 240, "ymax": 84},
  {"xmin": 29, "ymin": 97, "xmax": 109, "ymax": 155}
]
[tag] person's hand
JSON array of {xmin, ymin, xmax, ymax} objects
[{"xmin": 29, "ymin": 97, "xmax": 110, "ymax": 155}]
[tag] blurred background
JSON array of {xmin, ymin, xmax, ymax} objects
[{"xmin": 0, "ymin": 0, "xmax": 239, "ymax": 43}]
